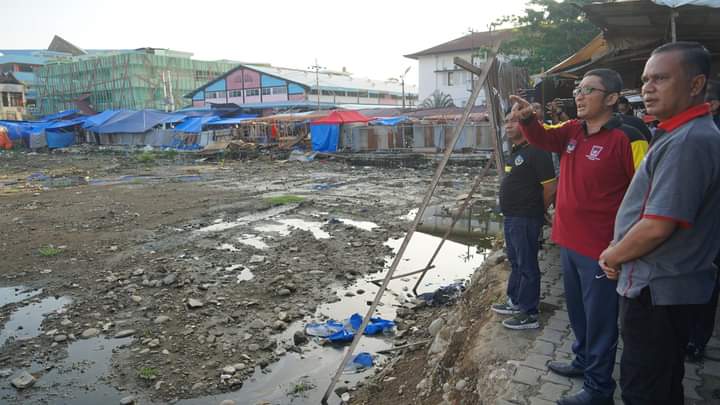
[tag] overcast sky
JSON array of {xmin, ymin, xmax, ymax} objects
[{"xmin": 1, "ymin": 0, "xmax": 530, "ymax": 86}]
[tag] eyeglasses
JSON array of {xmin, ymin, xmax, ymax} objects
[{"xmin": 572, "ymin": 86, "xmax": 609, "ymax": 97}]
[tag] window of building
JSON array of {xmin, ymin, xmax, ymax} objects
[
  {"xmin": 309, "ymin": 89, "xmax": 318, "ymax": 95},
  {"xmin": 194, "ymin": 70, "xmax": 211, "ymax": 82},
  {"xmin": 368, "ymin": 92, "xmax": 379, "ymax": 98},
  {"xmin": 321, "ymin": 90, "xmax": 334, "ymax": 96},
  {"xmin": 261, "ymin": 88, "xmax": 272, "ymax": 96},
  {"xmin": 346, "ymin": 91, "xmax": 358, "ymax": 97},
  {"xmin": 4, "ymin": 92, "xmax": 23, "ymax": 107},
  {"xmin": 245, "ymin": 88, "xmax": 260, "ymax": 97},
  {"xmin": 228, "ymin": 90, "xmax": 243, "ymax": 98},
  {"xmin": 272, "ymin": 86, "xmax": 287, "ymax": 95},
  {"xmin": 19, "ymin": 65, "xmax": 34, "ymax": 73},
  {"xmin": 205, "ymin": 91, "xmax": 218, "ymax": 99},
  {"xmin": 358, "ymin": 91, "xmax": 369, "ymax": 98},
  {"xmin": 447, "ymin": 71, "xmax": 455, "ymax": 86}
]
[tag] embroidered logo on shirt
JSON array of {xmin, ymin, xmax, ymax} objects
[
  {"xmin": 586, "ymin": 145, "xmax": 604, "ymax": 161},
  {"xmin": 514, "ymin": 155, "xmax": 525, "ymax": 166},
  {"xmin": 566, "ymin": 140, "xmax": 577, "ymax": 154}
]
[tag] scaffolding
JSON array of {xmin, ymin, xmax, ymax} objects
[{"xmin": 35, "ymin": 50, "xmax": 236, "ymax": 115}]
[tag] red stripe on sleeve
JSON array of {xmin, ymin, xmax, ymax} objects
[{"xmin": 642, "ymin": 214, "xmax": 692, "ymax": 229}]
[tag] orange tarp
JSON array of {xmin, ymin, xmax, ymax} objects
[{"xmin": 0, "ymin": 127, "xmax": 12, "ymax": 150}]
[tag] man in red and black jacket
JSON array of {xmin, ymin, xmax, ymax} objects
[{"xmin": 509, "ymin": 69, "xmax": 648, "ymax": 405}]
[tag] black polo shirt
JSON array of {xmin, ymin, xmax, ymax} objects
[{"xmin": 499, "ymin": 142, "xmax": 556, "ymax": 218}]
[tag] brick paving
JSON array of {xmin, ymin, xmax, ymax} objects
[{"xmin": 496, "ymin": 243, "xmax": 720, "ymax": 405}]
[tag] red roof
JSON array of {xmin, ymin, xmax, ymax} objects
[{"xmin": 311, "ymin": 110, "xmax": 371, "ymax": 124}]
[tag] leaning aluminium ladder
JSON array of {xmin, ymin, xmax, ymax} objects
[{"xmin": 321, "ymin": 43, "xmax": 504, "ymax": 404}]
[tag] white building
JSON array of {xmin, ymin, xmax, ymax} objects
[
  {"xmin": 0, "ymin": 72, "xmax": 26, "ymax": 121},
  {"xmin": 405, "ymin": 29, "xmax": 512, "ymax": 107}
]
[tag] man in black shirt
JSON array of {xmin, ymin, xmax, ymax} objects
[{"xmin": 492, "ymin": 113, "xmax": 557, "ymax": 329}]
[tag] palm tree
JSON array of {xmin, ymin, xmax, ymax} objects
[{"xmin": 419, "ymin": 91, "xmax": 456, "ymax": 109}]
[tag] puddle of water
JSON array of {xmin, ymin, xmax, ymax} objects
[
  {"xmin": 399, "ymin": 208, "xmax": 418, "ymax": 221},
  {"xmin": 336, "ymin": 218, "xmax": 378, "ymax": 232},
  {"xmin": 236, "ymin": 268, "xmax": 255, "ymax": 282},
  {"xmin": 222, "ymin": 265, "xmax": 255, "ymax": 283},
  {"xmin": 417, "ymin": 204, "xmax": 502, "ymax": 249},
  {"xmin": 0, "ymin": 337, "xmax": 134, "ymax": 405},
  {"xmin": 217, "ymin": 243, "xmax": 240, "ymax": 252},
  {"xmin": 197, "ymin": 204, "xmax": 300, "ymax": 233},
  {"xmin": 254, "ymin": 218, "xmax": 330, "ymax": 240},
  {"xmin": 183, "ymin": 231, "xmax": 487, "ymax": 405},
  {"xmin": 0, "ymin": 296, "xmax": 72, "ymax": 347},
  {"xmin": 237, "ymin": 234, "xmax": 269, "ymax": 250},
  {"xmin": 277, "ymin": 219, "xmax": 330, "ymax": 239},
  {"xmin": 0, "ymin": 286, "xmax": 42, "ymax": 307}
]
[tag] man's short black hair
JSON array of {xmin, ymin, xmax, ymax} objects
[
  {"xmin": 652, "ymin": 41, "xmax": 711, "ymax": 81},
  {"xmin": 583, "ymin": 68, "xmax": 623, "ymax": 94}
]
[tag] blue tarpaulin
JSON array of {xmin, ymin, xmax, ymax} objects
[
  {"xmin": 45, "ymin": 117, "xmax": 86, "ymax": 129},
  {"xmin": 173, "ymin": 116, "xmax": 219, "ymax": 133},
  {"xmin": 206, "ymin": 115, "xmax": 257, "ymax": 126},
  {"xmin": 304, "ymin": 313, "xmax": 395, "ymax": 343},
  {"xmin": 46, "ymin": 130, "xmax": 75, "ymax": 148},
  {"xmin": 39, "ymin": 109, "xmax": 79, "ymax": 122},
  {"xmin": 83, "ymin": 110, "xmax": 127, "ymax": 130},
  {"xmin": 94, "ymin": 110, "xmax": 181, "ymax": 134},
  {"xmin": 310, "ymin": 124, "xmax": 339, "ymax": 152},
  {"xmin": 372, "ymin": 116, "xmax": 410, "ymax": 126}
]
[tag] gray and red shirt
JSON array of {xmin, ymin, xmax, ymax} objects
[{"xmin": 614, "ymin": 103, "xmax": 720, "ymax": 305}]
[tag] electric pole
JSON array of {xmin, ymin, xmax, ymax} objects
[
  {"xmin": 400, "ymin": 66, "xmax": 411, "ymax": 109},
  {"xmin": 308, "ymin": 59, "xmax": 326, "ymax": 111}
]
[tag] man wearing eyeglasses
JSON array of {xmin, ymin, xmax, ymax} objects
[{"xmin": 509, "ymin": 69, "xmax": 648, "ymax": 405}]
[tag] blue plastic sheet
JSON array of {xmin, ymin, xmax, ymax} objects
[
  {"xmin": 46, "ymin": 130, "xmax": 75, "ymax": 148},
  {"xmin": 173, "ymin": 116, "xmax": 219, "ymax": 133},
  {"xmin": 94, "ymin": 110, "xmax": 181, "ymax": 134},
  {"xmin": 310, "ymin": 124, "xmax": 339, "ymax": 152},
  {"xmin": 304, "ymin": 313, "xmax": 395, "ymax": 343},
  {"xmin": 38, "ymin": 109, "xmax": 79, "ymax": 122},
  {"xmin": 372, "ymin": 116, "xmax": 409, "ymax": 126}
]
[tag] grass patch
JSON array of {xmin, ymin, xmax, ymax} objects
[
  {"xmin": 287, "ymin": 378, "xmax": 315, "ymax": 397},
  {"xmin": 135, "ymin": 151, "xmax": 156, "ymax": 164},
  {"xmin": 265, "ymin": 195, "xmax": 305, "ymax": 206},
  {"xmin": 38, "ymin": 245, "xmax": 62, "ymax": 257},
  {"xmin": 159, "ymin": 149, "xmax": 178, "ymax": 159},
  {"xmin": 138, "ymin": 366, "xmax": 158, "ymax": 380}
]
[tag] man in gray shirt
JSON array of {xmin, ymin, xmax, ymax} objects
[{"xmin": 599, "ymin": 42, "xmax": 720, "ymax": 404}]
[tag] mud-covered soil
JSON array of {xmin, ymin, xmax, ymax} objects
[{"xmin": 0, "ymin": 149, "xmax": 500, "ymax": 404}]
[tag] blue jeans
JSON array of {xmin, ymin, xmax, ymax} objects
[
  {"xmin": 561, "ymin": 247, "xmax": 618, "ymax": 397},
  {"xmin": 504, "ymin": 216, "xmax": 543, "ymax": 315}
]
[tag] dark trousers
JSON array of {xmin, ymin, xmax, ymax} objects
[
  {"xmin": 504, "ymin": 216, "xmax": 543, "ymax": 315},
  {"xmin": 688, "ymin": 272, "xmax": 720, "ymax": 352},
  {"xmin": 620, "ymin": 287, "xmax": 699, "ymax": 405},
  {"xmin": 560, "ymin": 247, "xmax": 618, "ymax": 397}
]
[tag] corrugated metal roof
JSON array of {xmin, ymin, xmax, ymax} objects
[
  {"xmin": 245, "ymin": 64, "xmax": 416, "ymax": 95},
  {"xmin": 405, "ymin": 29, "xmax": 513, "ymax": 59}
]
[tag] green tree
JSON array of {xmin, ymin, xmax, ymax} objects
[
  {"xmin": 419, "ymin": 91, "xmax": 456, "ymax": 109},
  {"xmin": 495, "ymin": 0, "xmax": 600, "ymax": 75}
]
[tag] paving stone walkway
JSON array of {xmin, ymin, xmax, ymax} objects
[{"xmin": 496, "ymin": 243, "xmax": 720, "ymax": 405}]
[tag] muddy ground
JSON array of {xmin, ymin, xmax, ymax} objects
[{"xmin": 0, "ymin": 148, "xmax": 503, "ymax": 405}]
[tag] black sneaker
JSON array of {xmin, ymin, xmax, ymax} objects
[
  {"xmin": 491, "ymin": 302, "xmax": 521, "ymax": 315},
  {"xmin": 502, "ymin": 313, "xmax": 539, "ymax": 330}
]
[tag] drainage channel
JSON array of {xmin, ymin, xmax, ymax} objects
[{"xmin": 180, "ymin": 230, "xmax": 489, "ymax": 405}]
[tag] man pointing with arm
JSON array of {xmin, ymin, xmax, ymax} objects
[{"xmin": 509, "ymin": 69, "xmax": 647, "ymax": 405}]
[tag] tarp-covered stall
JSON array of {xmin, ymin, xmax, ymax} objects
[
  {"xmin": 310, "ymin": 110, "xmax": 371, "ymax": 152},
  {"xmin": 310, "ymin": 124, "xmax": 340, "ymax": 152}
]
